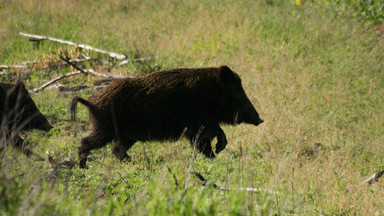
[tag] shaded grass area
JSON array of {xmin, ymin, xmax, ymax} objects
[{"xmin": 1, "ymin": 0, "xmax": 384, "ymax": 215}]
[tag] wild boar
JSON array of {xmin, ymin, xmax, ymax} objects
[
  {"xmin": 70, "ymin": 66, "xmax": 263, "ymax": 168},
  {"xmin": 0, "ymin": 81, "xmax": 52, "ymax": 160}
]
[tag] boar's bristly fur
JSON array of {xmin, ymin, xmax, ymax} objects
[
  {"xmin": 70, "ymin": 66, "xmax": 263, "ymax": 169},
  {"xmin": 0, "ymin": 81, "xmax": 52, "ymax": 160}
]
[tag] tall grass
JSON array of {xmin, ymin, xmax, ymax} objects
[
  {"xmin": 329, "ymin": 0, "xmax": 384, "ymax": 23},
  {"xmin": 1, "ymin": 0, "xmax": 384, "ymax": 215}
]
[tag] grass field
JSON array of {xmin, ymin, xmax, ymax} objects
[{"xmin": 1, "ymin": 0, "xmax": 384, "ymax": 215}]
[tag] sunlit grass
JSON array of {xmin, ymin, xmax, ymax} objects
[{"xmin": 1, "ymin": 0, "xmax": 384, "ymax": 215}]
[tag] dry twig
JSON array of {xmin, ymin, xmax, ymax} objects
[
  {"xmin": 93, "ymin": 75, "xmax": 137, "ymax": 86},
  {"xmin": 192, "ymin": 172, "xmax": 262, "ymax": 193},
  {"xmin": 0, "ymin": 57, "xmax": 105, "ymax": 72},
  {"xmin": 59, "ymin": 54, "xmax": 107, "ymax": 77},
  {"xmin": 20, "ymin": 32, "xmax": 127, "ymax": 60},
  {"xmin": 0, "ymin": 64, "xmax": 28, "ymax": 70},
  {"xmin": 46, "ymin": 151, "xmax": 76, "ymax": 180},
  {"xmin": 29, "ymin": 54, "xmax": 110, "ymax": 93},
  {"xmin": 362, "ymin": 170, "xmax": 384, "ymax": 185},
  {"xmin": 30, "ymin": 70, "xmax": 105, "ymax": 93},
  {"xmin": 119, "ymin": 57, "xmax": 153, "ymax": 66}
]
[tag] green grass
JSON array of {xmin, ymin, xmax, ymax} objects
[{"xmin": 1, "ymin": 0, "xmax": 384, "ymax": 215}]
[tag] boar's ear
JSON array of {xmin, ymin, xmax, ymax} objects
[{"xmin": 217, "ymin": 65, "xmax": 235, "ymax": 86}]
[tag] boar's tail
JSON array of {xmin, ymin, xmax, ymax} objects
[{"xmin": 69, "ymin": 96, "xmax": 97, "ymax": 121}]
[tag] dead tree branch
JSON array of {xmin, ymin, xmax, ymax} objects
[
  {"xmin": 59, "ymin": 54, "xmax": 107, "ymax": 77},
  {"xmin": 30, "ymin": 69, "xmax": 105, "ymax": 93},
  {"xmin": 0, "ymin": 61, "xmax": 38, "ymax": 71},
  {"xmin": 53, "ymin": 84, "xmax": 90, "ymax": 93},
  {"xmin": 31, "ymin": 72, "xmax": 133, "ymax": 94},
  {"xmin": 119, "ymin": 57, "xmax": 153, "ymax": 66},
  {"xmin": 192, "ymin": 172, "xmax": 262, "ymax": 193},
  {"xmin": 44, "ymin": 83, "xmax": 106, "ymax": 94},
  {"xmin": 47, "ymin": 151, "xmax": 76, "ymax": 181},
  {"xmin": 93, "ymin": 75, "xmax": 137, "ymax": 86},
  {"xmin": 20, "ymin": 32, "xmax": 127, "ymax": 60},
  {"xmin": 43, "ymin": 55, "xmax": 106, "ymax": 69},
  {"xmin": 0, "ymin": 57, "xmax": 104, "ymax": 72},
  {"xmin": 0, "ymin": 65, "xmax": 27, "ymax": 70}
]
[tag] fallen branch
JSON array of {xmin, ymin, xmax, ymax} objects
[
  {"xmin": 0, "ymin": 61, "xmax": 37, "ymax": 71},
  {"xmin": 0, "ymin": 65, "xmax": 27, "ymax": 70},
  {"xmin": 56, "ymin": 84, "xmax": 90, "ymax": 93},
  {"xmin": 59, "ymin": 54, "xmax": 110, "ymax": 66},
  {"xmin": 60, "ymin": 85, "xmax": 106, "ymax": 94},
  {"xmin": 38, "ymin": 55, "xmax": 106, "ymax": 70},
  {"xmin": 119, "ymin": 57, "xmax": 153, "ymax": 66},
  {"xmin": 59, "ymin": 54, "xmax": 107, "ymax": 77},
  {"xmin": 30, "ymin": 69, "xmax": 106, "ymax": 93},
  {"xmin": 47, "ymin": 151, "xmax": 76, "ymax": 180},
  {"xmin": 362, "ymin": 170, "xmax": 384, "ymax": 185},
  {"xmin": 1, "ymin": 57, "xmax": 104, "ymax": 72},
  {"xmin": 20, "ymin": 32, "xmax": 127, "ymax": 60},
  {"xmin": 93, "ymin": 75, "xmax": 137, "ymax": 86},
  {"xmin": 192, "ymin": 172, "xmax": 262, "ymax": 193}
]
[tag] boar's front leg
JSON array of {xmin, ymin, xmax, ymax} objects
[
  {"xmin": 187, "ymin": 126, "xmax": 217, "ymax": 159},
  {"xmin": 198, "ymin": 138, "xmax": 216, "ymax": 159},
  {"xmin": 111, "ymin": 137, "xmax": 136, "ymax": 162},
  {"xmin": 215, "ymin": 127, "xmax": 228, "ymax": 154}
]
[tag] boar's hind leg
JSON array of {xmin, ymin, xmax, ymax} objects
[
  {"xmin": 215, "ymin": 127, "xmax": 228, "ymax": 154},
  {"xmin": 79, "ymin": 133, "xmax": 112, "ymax": 169},
  {"xmin": 112, "ymin": 137, "xmax": 136, "ymax": 162}
]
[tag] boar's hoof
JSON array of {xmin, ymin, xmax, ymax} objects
[
  {"xmin": 215, "ymin": 145, "xmax": 225, "ymax": 154},
  {"xmin": 112, "ymin": 145, "xmax": 132, "ymax": 162},
  {"xmin": 204, "ymin": 151, "xmax": 216, "ymax": 159},
  {"xmin": 79, "ymin": 158, "xmax": 89, "ymax": 169},
  {"xmin": 215, "ymin": 128, "xmax": 227, "ymax": 154},
  {"xmin": 208, "ymin": 154, "xmax": 216, "ymax": 159},
  {"xmin": 120, "ymin": 155, "xmax": 132, "ymax": 163},
  {"xmin": 215, "ymin": 139, "xmax": 228, "ymax": 154},
  {"xmin": 79, "ymin": 163, "xmax": 89, "ymax": 169}
]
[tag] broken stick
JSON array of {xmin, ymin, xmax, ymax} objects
[
  {"xmin": 59, "ymin": 54, "xmax": 107, "ymax": 77},
  {"xmin": 93, "ymin": 75, "xmax": 137, "ymax": 86},
  {"xmin": 20, "ymin": 32, "xmax": 127, "ymax": 60},
  {"xmin": 30, "ymin": 70, "xmax": 105, "ymax": 93},
  {"xmin": 192, "ymin": 172, "xmax": 262, "ymax": 193},
  {"xmin": 46, "ymin": 151, "xmax": 76, "ymax": 181},
  {"xmin": 362, "ymin": 170, "xmax": 384, "ymax": 185}
]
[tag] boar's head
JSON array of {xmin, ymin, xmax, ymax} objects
[
  {"xmin": 7, "ymin": 81, "xmax": 52, "ymax": 132},
  {"xmin": 216, "ymin": 66, "xmax": 263, "ymax": 126}
]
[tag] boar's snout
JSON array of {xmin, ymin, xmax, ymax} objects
[
  {"xmin": 246, "ymin": 111, "xmax": 264, "ymax": 127},
  {"xmin": 254, "ymin": 118, "xmax": 264, "ymax": 126},
  {"xmin": 39, "ymin": 120, "xmax": 53, "ymax": 132},
  {"xmin": 239, "ymin": 100, "xmax": 264, "ymax": 127},
  {"xmin": 42, "ymin": 123, "xmax": 53, "ymax": 132},
  {"xmin": 32, "ymin": 114, "xmax": 53, "ymax": 132}
]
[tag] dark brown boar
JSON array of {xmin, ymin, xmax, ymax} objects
[
  {"xmin": 0, "ymin": 81, "xmax": 52, "ymax": 160},
  {"xmin": 70, "ymin": 66, "xmax": 263, "ymax": 169}
]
